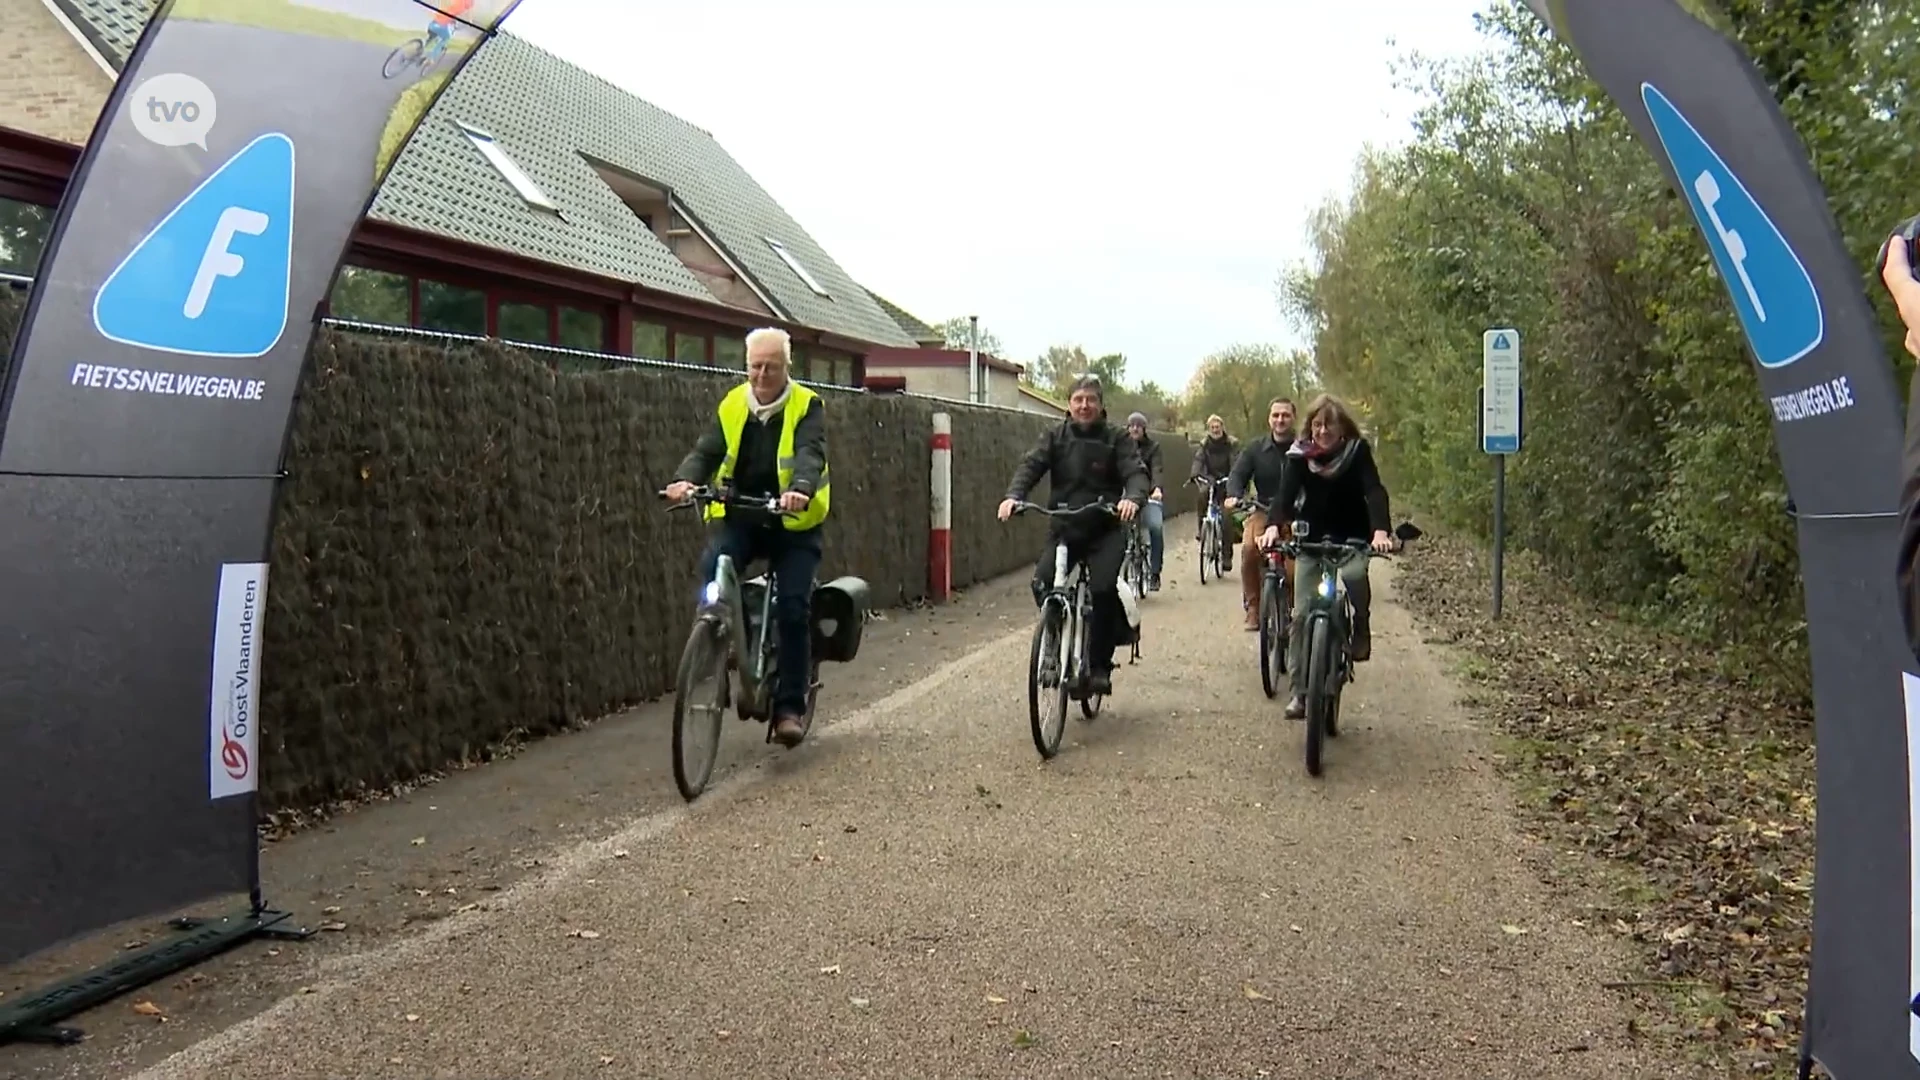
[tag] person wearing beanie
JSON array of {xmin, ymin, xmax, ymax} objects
[{"xmin": 1123, "ymin": 411, "xmax": 1166, "ymax": 590}]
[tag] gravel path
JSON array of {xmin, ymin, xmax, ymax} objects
[{"xmin": 12, "ymin": 551, "xmax": 1697, "ymax": 1080}]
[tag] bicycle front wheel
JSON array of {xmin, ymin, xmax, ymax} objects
[
  {"xmin": 1028, "ymin": 602, "xmax": 1070, "ymax": 758},
  {"xmin": 382, "ymin": 38, "xmax": 423, "ymax": 79},
  {"xmin": 1258, "ymin": 578, "xmax": 1284, "ymax": 700},
  {"xmin": 671, "ymin": 618, "xmax": 730, "ymax": 800},
  {"xmin": 1199, "ymin": 524, "xmax": 1214, "ymax": 584},
  {"xmin": 1304, "ymin": 617, "xmax": 1334, "ymax": 778}
]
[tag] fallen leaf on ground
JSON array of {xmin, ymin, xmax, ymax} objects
[
  {"xmin": 1243, "ymin": 984, "xmax": 1272, "ymax": 1001},
  {"xmin": 409, "ymin": 837, "xmax": 426, "ymax": 846},
  {"xmin": 599, "ymin": 1056, "xmax": 616, "ymax": 1066},
  {"xmin": 1500, "ymin": 924, "xmax": 1529, "ymax": 936},
  {"xmin": 819, "ymin": 964, "xmax": 841, "ymax": 975},
  {"xmin": 404, "ymin": 1014, "xmax": 420, "ymax": 1023},
  {"xmin": 730, "ymin": 896, "xmax": 749, "ymax": 905},
  {"xmin": 1289, "ymin": 924, "xmax": 1304, "ymax": 934},
  {"xmin": 131, "ymin": 1001, "xmax": 164, "ymax": 1017},
  {"xmin": 614, "ymin": 849, "xmax": 629, "ymax": 859},
  {"xmin": 321, "ymin": 906, "xmax": 341, "ymax": 915},
  {"xmin": 568, "ymin": 929, "xmax": 601, "ymax": 940},
  {"xmin": 716, "ymin": 1030, "xmax": 733, "ymax": 1039},
  {"xmin": 850, "ymin": 997, "xmax": 870, "ymax": 1008},
  {"xmin": 985, "ymin": 994, "xmax": 1007, "ymax": 1004},
  {"xmin": 318, "ymin": 921, "xmax": 348, "ymax": 932},
  {"xmin": 1012, "ymin": 1030, "xmax": 1036, "ymax": 1048}
]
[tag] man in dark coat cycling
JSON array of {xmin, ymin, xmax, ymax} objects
[{"xmin": 999, "ymin": 375, "xmax": 1150, "ymax": 697}]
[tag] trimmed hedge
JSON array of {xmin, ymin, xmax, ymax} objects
[{"xmin": 0, "ymin": 289, "xmax": 1189, "ymax": 808}]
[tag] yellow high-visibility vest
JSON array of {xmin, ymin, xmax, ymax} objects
[{"xmin": 705, "ymin": 381, "xmax": 831, "ymax": 531}]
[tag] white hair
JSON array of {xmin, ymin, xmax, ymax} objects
[{"xmin": 744, "ymin": 327, "xmax": 792, "ymax": 361}]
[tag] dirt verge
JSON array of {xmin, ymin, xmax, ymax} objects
[{"xmin": 1392, "ymin": 523, "xmax": 1815, "ymax": 1080}]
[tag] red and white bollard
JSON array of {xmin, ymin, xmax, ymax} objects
[{"xmin": 930, "ymin": 411, "xmax": 952, "ymax": 603}]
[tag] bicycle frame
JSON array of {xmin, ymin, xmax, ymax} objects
[
  {"xmin": 1015, "ymin": 500, "xmax": 1117, "ymax": 687},
  {"xmin": 698, "ymin": 552, "xmax": 777, "ymax": 709},
  {"xmin": 1043, "ymin": 538, "xmax": 1092, "ymax": 679},
  {"xmin": 670, "ymin": 484, "xmax": 803, "ymax": 716},
  {"xmin": 1200, "ymin": 479, "xmax": 1227, "ymax": 540}
]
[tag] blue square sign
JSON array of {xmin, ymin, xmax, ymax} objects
[
  {"xmin": 93, "ymin": 132, "xmax": 295, "ymax": 359},
  {"xmin": 1640, "ymin": 82, "xmax": 1822, "ymax": 370}
]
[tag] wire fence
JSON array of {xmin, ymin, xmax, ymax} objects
[{"xmin": 1, "ymin": 273, "xmax": 1190, "ymax": 442}]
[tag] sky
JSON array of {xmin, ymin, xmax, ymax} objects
[{"xmin": 502, "ymin": 0, "xmax": 1498, "ymax": 392}]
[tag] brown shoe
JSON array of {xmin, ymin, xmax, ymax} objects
[
  {"xmin": 772, "ymin": 713, "xmax": 807, "ymax": 748},
  {"xmin": 1243, "ymin": 607, "xmax": 1260, "ymax": 631}
]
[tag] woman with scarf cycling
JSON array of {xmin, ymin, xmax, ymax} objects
[{"xmin": 1254, "ymin": 393, "xmax": 1393, "ymax": 720}]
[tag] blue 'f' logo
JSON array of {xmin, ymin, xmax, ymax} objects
[
  {"xmin": 1640, "ymin": 82, "xmax": 1823, "ymax": 370},
  {"xmin": 93, "ymin": 132, "xmax": 296, "ymax": 359}
]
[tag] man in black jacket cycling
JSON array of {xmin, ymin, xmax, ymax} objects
[
  {"xmin": 999, "ymin": 375, "xmax": 1149, "ymax": 696},
  {"xmin": 1123, "ymin": 411, "xmax": 1167, "ymax": 591}
]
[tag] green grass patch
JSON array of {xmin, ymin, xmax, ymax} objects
[{"xmin": 171, "ymin": 0, "xmax": 440, "ymax": 48}]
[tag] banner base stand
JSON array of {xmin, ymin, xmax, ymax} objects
[{"xmin": 0, "ymin": 906, "xmax": 312, "ymax": 1048}]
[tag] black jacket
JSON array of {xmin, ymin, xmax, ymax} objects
[
  {"xmin": 1901, "ymin": 364, "xmax": 1920, "ymax": 662},
  {"xmin": 674, "ymin": 388, "xmax": 827, "ymax": 530},
  {"xmin": 1127, "ymin": 432, "xmax": 1166, "ymax": 493},
  {"xmin": 1191, "ymin": 433, "xmax": 1238, "ymax": 482},
  {"xmin": 1225, "ymin": 434, "xmax": 1295, "ymax": 510},
  {"xmin": 1006, "ymin": 417, "xmax": 1150, "ymax": 530},
  {"xmin": 1273, "ymin": 438, "xmax": 1391, "ymax": 543}
]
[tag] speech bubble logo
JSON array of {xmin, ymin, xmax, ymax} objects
[{"xmin": 128, "ymin": 72, "xmax": 217, "ymax": 150}]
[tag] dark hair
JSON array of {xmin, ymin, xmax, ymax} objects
[{"xmin": 1067, "ymin": 373, "xmax": 1103, "ymax": 401}]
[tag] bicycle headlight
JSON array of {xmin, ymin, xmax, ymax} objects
[
  {"xmin": 702, "ymin": 580, "xmax": 723, "ymax": 606},
  {"xmin": 1316, "ymin": 577, "xmax": 1335, "ymax": 599}
]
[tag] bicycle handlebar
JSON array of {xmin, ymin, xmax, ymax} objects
[
  {"xmin": 1008, "ymin": 499, "xmax": 1120, "ymax": 518},
  {"xmin": 1241, "ymin": 498, "xmax": 1401, "ymax": 558},
  {"xmin": 660, "ymin": 484, "xmax": 801, "ymax": 516}
]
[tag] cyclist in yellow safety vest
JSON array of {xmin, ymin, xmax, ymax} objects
[{"xmin": 664, "ymin": 327, "xmax": 830, "ymax": 747}]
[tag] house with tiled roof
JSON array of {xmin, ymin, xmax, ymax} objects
[{"xmin": 0, "ymin": 0, "xmax": 922, "ymax": 385}]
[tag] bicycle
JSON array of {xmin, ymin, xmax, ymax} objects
[
  {"xmin": 1274, "ymin": 518, "xmax": 1422, "ymax": 777},
  {"xmin": 1244, "ymin": 499, "xmax": 1296, "ymax": 700},
  {"xmin": 1007, "ymin": 500, "xmax": 1140, "ymax": 759},
  {"xmin": 1189, "ymin": 477, "xmax": 1231, "ymax": 584},
  {"xmin": 1121, "ymin": 512, "xmax": 1151, "ymax": 605},
  {"xmin": 660, "ymin": 485, "xmax": 870, "ymax": 801},
  {"xmin": 383, "ymin": 27, "xmax": 453, "ymax": 80}
]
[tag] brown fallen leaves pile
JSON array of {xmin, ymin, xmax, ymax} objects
[{"xmin": 1395, "ymin": 528, "xmax": 1813, "ymax": 1078}]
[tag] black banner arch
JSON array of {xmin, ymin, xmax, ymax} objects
[
  {"xmin": 0, "ymin": 0, "xmax": 525, "ymax": 1015},
  {"xmin": 1519, "ymin": 1, "xmax": 1912, "ymax": 1075}
]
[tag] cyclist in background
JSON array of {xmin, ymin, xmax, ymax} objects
[
  {"xmin": 1223, "ymin": 396, "xmax": 1297, "ymax": 630},
  {"xmin": 1189, "ymin": 414, "xmax": 1240, "ymax": 567},
  {"xmin": 998, "ymin": 375, "xmax": 1149, "ymax": 697},
  {"xmin": 1123, "ymin": 411, "xmax": 1166, "ymax": 591},
  {"xmin": 426, "ymin": 0, "xmax": 475, "ymax": 58}
]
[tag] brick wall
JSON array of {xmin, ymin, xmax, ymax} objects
[{"xmin": 0, "ymin": 0, "xmax": 111, "ymax": 146}]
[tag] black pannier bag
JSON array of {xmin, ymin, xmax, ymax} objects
[{"xmin": 810, "ymin": 576, "xmax": 870, "ymax": 663}]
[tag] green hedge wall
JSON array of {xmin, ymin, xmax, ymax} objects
[{"xmin": 0, "ymin": 287, "xmax": 1188, "ymax": 808}]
